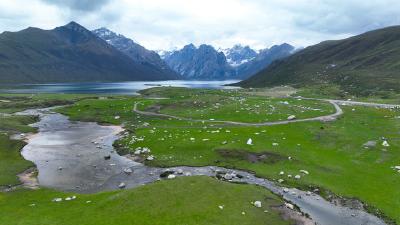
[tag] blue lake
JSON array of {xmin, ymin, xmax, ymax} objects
[{"xmin": 0, "ymin": 80, "xmax": 241, "ymax": 95}]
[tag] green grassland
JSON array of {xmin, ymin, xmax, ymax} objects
[
  {"xmin": 58, "ymin": 87, "xmax": 400, "ymax": 223},
  {"xmin": 0, "ymin": 114, "xmax": 37, "ymax": 186},
  {"xmin": 0, "ymin": 177, "xmax": 290, "ymax": 225},
  {"xmin": 0, "ymin": 91, "xmax": 296, "ymax": 225},
  {"xmin": 136, "ymin": 88, "xmax": 334, "ymax": 123}
]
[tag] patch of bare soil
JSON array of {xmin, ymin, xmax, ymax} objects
[
  {"xmin": 18, "ymin": 167, "xmax": 39, "ymax": 190},
  {"xmin": 217, "ymin": 149, "xmax": 286, "ymax": 163},
  {"xmin": 272, "ymin": 205, "xmax": 315, "ymax": 225},
  {"xmin": 145, "ymin": 105, "xmax": 162, "ymax": 113}
]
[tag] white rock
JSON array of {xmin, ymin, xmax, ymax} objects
[
  {"xmin": 287, "ymin": 115, "xmax": 296, "ymax": 120},
  {"xmin": 146, "ymin": 155, "xmax": 155, "ymax": 161},
  {"xmin": 118, "ymin": 182, "xmax": 126, "ymax": 189},
  {"xmin": 294, "ymin": 175, "xmax": 301, "ymax": 179},
  {"xmin": 272, "ymin": 143, "xmax": 279, "ymax": 146},
  {"xmin": 185, "ymin": 172, "xmax": 192, "ymax": 176},
  {"xmin": 254, "ymin": 201, "xmax": 262, "ymax": 208},
  {"xmin": 247, "ymin": 138, "xmax": 253, "ymax": 145},
  {"xmin": 52, "ymin": 198, "xmax": 63, "ymax": 202},
  {"xmin": 283, "ymin": 188, "xmax": 289, "ymax": 193},
  {"xmin": 114, "ymin": 116, "xmax": 120, "ymax": 119},
  {"xmin": 300, "ymin": 170, "xmax": 309, "ymax": 175},
  {"xmin": 278, "ymin": 179, "xmax": 284, "ymax": 183},
  {"xmin": 279, "ymin": 171, "xmax": 285, "ymax": 175},
  {"xmin": 218, "ymin": 205, "xmax": 224, "ymax": 209},
  {"xmin": 284, "ymin": 203, "xmax": 294, "ymax": 210},
  {"xmin": 167, "ymin": 174, "xmax": 176, "ymax": 179},
  {"xmin": 224, "ymin": 173, "xmax": 233, "ymax": 180},
  {"xmin": 177, "ymin": 169, "xmax": 184, "ymax": 174},
  {"xmin": 382, "ymin": 140, "xmax": 390, "ymax": 147},
  {"xmin": 123, "ymin": 168, "xmax": 133, "ymax": 174}
]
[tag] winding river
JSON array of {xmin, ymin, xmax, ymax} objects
[{"xmin": 17, "ymin": 107, "xmax": 387, "ymax": 225}]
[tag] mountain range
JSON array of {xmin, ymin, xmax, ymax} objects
[
  {"xmin": 0, "ymin": 22, "xmax": 179, "ymax": 83},
  {"xmin": 238, "ymin": 25, "xmax": 400, "ymax": 95},
  {"xmin": 92, "ymin": 28, "xmax": 178, "ymax": 79},
  {"xmin": 162, "ymin": 43, "xmax": 295, "ymax": 80}
]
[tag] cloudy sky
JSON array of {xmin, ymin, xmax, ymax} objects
[{"xmin": 0, "ymin": 0, "xmax": 399, "ymax": 50}]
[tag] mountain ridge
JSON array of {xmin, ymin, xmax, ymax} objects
[
  {"xmin": 237, "ymin": 25, "xmax": 400, "ymax": 95},
  {"xmin": 0, "ymin": 21, "xmax": 179, "ymax": 83}
]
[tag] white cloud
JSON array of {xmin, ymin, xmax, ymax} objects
[{"xmin": 0, "ymin": 0, "xmax": 399, "ymax": 50}]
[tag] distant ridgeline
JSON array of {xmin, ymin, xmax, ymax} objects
[
  {"xmin": 0, "ymin": 22, "xmax": 180, "ymax": 83},
  {"xmin": 237, "ymin": 26, "xmax": 400, "ymax": 96}
]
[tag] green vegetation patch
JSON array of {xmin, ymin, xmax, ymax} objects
[{"xmin": 0, "ymin": 177, "xmax": 292, "ymax": 225}]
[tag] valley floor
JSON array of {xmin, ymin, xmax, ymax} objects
[{"xmin": 0, "ymin": 88, "xmax": 399, "ymax": 224}]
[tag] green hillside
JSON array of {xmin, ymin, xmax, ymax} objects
[{"xmin": 238, "ymin": 26, "xmax": 400, "ymax": 96}]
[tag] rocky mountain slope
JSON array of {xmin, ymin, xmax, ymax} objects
[
  {"xmin": 163, "ymin": 44, "xmax": 234, "ymax": 80},
  {"xmin": 0, "ymin": 22, "xmax": 179, "ymax": 83},
  {"xmin": 92, "ymin": 28, "xmax": 179, "ymax": 79},
  {"xmin": 163, "ymin": 43, "xmax": 294, "ymax": 80}
]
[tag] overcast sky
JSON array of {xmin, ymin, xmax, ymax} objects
[{"xmin": 0, "ymin": 0, "xmax": 399, "ymax": 50}]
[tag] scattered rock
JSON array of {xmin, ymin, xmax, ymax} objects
[
  {"xmin": 299, "ymin": 170, "xmax": 309, "ymax": 175},
  {"xmin": 363, "ymin": 141, "xmax": 377, "ymax": 148},
  {"xmin": 247, "ymin": 138, "xmax": 253, "ymax": 145},
  {"xmin": 382, "ymin": 140, "xmax": 390, "ymax": 147},
  {"xmin": 224, "ymin": 173, "xmax": 233, "ymax": 180},
  {"xmin": 123, "ymin": 168, "xmax": 133, "ymax": 175},
  {"xmin": 160, "ymin": 170, "xmax": 175, "ymax": 178},
  {"xmin": 254, "ymin": 201, "xmax": 262, "ymax": 208},
  {"xmin": 118, "ymin": 182, "xmax": 126, "ymax": 189},
  {"xmin": 284, "ymin": 202, "xmax": 294, "ymax": 210},
  {"xmin": 294, "ymin": 175, "xmax": 301, "ymax": 179},
  {"xmin": 287, "ymin": 115, "xmax": 296, "ymax": 120}
]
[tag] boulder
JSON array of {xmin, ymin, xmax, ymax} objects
[
  {"xmin": 363, "ymin": 141, "xmax": 377, "ymax": 148},
  {"xmin": 118, "ymin": 182, "xmax": 126, "ymax": 189},
  {"xmin": 123, "ymin": 168, "xmax": 133, "ymax": 175},
  {"xmin": 382, "ymin": 140, "xmax": 390, "ymax": 147},
  {"xmin": 246, "ymin": 138, "xmax": 253, "ymax": 145},
  {"xmin": 224, "ymin": 173, "xmax": 233, "ymax": 180},
  {"xmin": 160, "ymin": 170, "xmax": 175, "ymax": 178},
  {"xmin": 300, "ymin": 170, "xmax": 309, "ymax": 175},
  {"xmin": 167, "ymin": 174, "xmax": 176, "ymax": 179},
  {"xmin": 287, "ymin": 115, "xmax": 296, "ymax": 120},
  {"xmin": 254, "ymin": 201, "xmax": 262, "ymax": 208},
  {"xmin": 284, "ymin": 203, "xmax": 294, "ymax": 210}
]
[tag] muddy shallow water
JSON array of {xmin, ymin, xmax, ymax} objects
[{"xmin": 17, "ymin": 107, "xmax": 386, "ymax": 225}]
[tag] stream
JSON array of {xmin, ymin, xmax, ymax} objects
[{"xmin": 17, "ymin": 107, "xmax": 386, "ymax": 225}]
